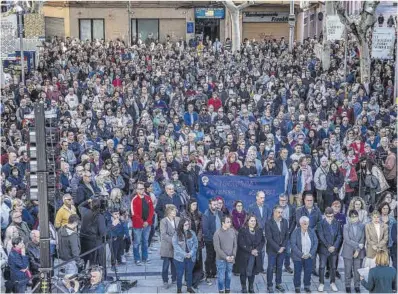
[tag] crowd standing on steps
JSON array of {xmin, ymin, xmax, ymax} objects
[{"xmin": 0, "ymin": 30, "xmax": 397, "ymax": 293}]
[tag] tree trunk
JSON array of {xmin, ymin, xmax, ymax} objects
[
  {"xmin": 230, "ymin": 10, "xmax": 240, "ymax": 53},
  {"xmin": 359, "ymin": 38, "xmax": 371, "ymax": 82}
]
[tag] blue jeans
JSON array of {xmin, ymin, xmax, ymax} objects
[
  {"xmin": 133, "ymin": 226, "xmax": 151, "ymax": 262},
  {"xmin": 293, "ymin": 258, "xmax": 313, "ymax": 289},
  {"xmin": 162, "ymin": 257, "xmax": 176, "ymax": 283},
  {"xmin": 216, "ymin": 260, "xmax": 233, "ymax": 291},
  {"xmin": 267, "ymin": 252, "xmax": 285, "ymax": 287},
  {"xmin": 174, "ymin": 258, "xmax": 194, "ymax": 290}
]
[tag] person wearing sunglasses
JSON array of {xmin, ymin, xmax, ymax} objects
[{"xmin": 55, "ymin": 193, "xmax": 77, "ymax": 229}]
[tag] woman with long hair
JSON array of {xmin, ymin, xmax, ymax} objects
[
  {"xmin": 222, "ymin": 152, "xmax": 240, "ymax": 175},
  {"xmin": 325, "ymin": 162, "xmax": 344, "ymax": 208},
  {"xmin": 348, "ymin": 197, "xmax": 369, "ymax": 224},
  {"xmin": 378, "ymin": 202, "xmax": 397, "ymax": 254},
  {"xmin": 181, "ymin": 199, "xmax": 203, "ymax": 289},
  {"xmin": 236, "ymin": 214, "xmax": 265, "ymax": 293},
  {"xmin": 172, "ymin": 217, "xmax": 198, "ymax": 293},
  {"xmin": 231, "ymin": 200, "xmax": 247, "ymax": 232},
  {"xmin": 285, "ymin": 161, "xmax": 305, "ymax": 207}
]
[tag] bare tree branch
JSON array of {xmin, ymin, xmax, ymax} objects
[
  {"xmin": 223, "ymin": 0, "xmax": 239, "ymax": 12},
  {"xmin": 237, "ymin": 1, "xmax": 254, "ymax": 11},
  {"xmin": 333, "ymin": 2, "xmax": 353, "ymax": 27}
]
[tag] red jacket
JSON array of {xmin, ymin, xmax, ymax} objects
[
  {"xmin": 208, "ymin": 97, "xmax": 222, "ymax": 111},
  {"xmin": 131, "ymin": 194, "xmax": 154, "ymax": 228},
  {"xmin": 340, "ymin": 166, "xmax": 358, "ymax": 193},
  {"xmin": 350, "ymin": 141, "xmax": 365, "ymax": 157}
]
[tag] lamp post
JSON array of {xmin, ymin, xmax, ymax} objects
[
  {"xmin": 288, "ymin": 0, "xmax": 295, "ymax": 52},
  {"xmin": 15, "ymin": 4, "xmax": 25, "ymax": 84}
]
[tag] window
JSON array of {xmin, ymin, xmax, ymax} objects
[
  {"xmin": 131, "ymin": 19, "xmax": 159, "ymax": 42},
  {"xmin": 79, "ymin": 19, "xmax": 104, "ymax": 41}
]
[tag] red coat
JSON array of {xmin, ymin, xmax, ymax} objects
[
  {"xmin": 350, "ymin": 141, "xmax": 365, "ymax": 157},
  {"xmin": 208, "ymin": 97, "xmax": 222, "ymax": 111},
  {"xmin": 131, "ymin": 194, "xmax": 154, "ymax": 228},
  {"xmin": 340, "ymin": 166, "xmax": 358, "ymax": 193}
]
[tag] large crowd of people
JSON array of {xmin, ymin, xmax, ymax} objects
[{"xmin": 0, "ymin": 24, "xmax": 397, "ymax": 294}]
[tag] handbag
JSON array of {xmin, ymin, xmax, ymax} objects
[
  {"xmin": 365, "ymin": 175, "xmax": 379, "ymax": 189},
  {"xmin": 3, "ymin": 265, "xmax": 10, "ymax": 280}
]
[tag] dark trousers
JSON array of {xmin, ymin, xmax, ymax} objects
[
  {"xmin": 124, "ymin": 237, "xmax": 131, "ymax": 253},
  {"xmin": 240, "ymin": 274, "xmax": 255, "ymax": 289},
  {"xmin": 162, "ymin": 257, "xmax": 176, "ymax": 283},
  {"xmin": 391, "ymin": 248, "xmax": 397, "ymax": 270},
  {"xmin": 174, "ymin": 258, "xmax": 194, "ymax": 290},
  {"xmin": 13, "ymin": 281, "xmax": 28, "ymax": 293},
  {"xmin": 192, "ymin": 247, "xmax": 204, "ymax": 287},
  {"xmin": 110, "ymin": 236, "xmax": 124, "ymax": 265},
  {"xmin": 293, "ymin": 258, "xmax": 313, "ymax": 289},
  {"xmin": 284, "ymin": 240, "xmax": 291, "ymax": 268},
  {"xmin": 204, "ymin": 241, "xmax": 217, "ymax": 277},
  {"xmin": 267, "ymin": 252, "xmax": 285, "ymax": 287},
  {"xmin": 319, "ymin": 254, "xmax": 337, "ymax": 284}
]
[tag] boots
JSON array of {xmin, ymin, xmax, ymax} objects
[{"xmin": 248, "ymin": 276, "xmax": 255, "ymax": 293}]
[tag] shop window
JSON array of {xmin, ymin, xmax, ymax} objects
[
  {"xmin": 79, "ymin": 19, "xmax": 104, "ymax": 41},
  {"xmin": 131, "ymin": 19, "xmax": 159, "ymax": 42}
]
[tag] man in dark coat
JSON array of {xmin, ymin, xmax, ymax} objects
[
  {"xmin": 26, "ymin": 230, "xmax": 40, "ymax": 289},
  {"xmin": 58, "ymin": 214, "xmax": 80, "ymax": 275},
  {"xmin": 317, "ymin": 207, "xmax": 342, "ymax": 292},
  {"xmin": 75, "ymin": 171, "xmax": 100, "ymax": 207},
  {"xmin": 155, "ymin": 183, "xmax": 184, "ymax": 219},
  {"xmin": 265, "ymin": 206, "xmax": 289, "ymax": 293}
]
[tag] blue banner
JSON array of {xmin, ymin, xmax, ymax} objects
[
  {"xmin": 187, "ymin": 22, "xmax": 194, "ymax": 34},
  {"xmin": 195, "ymin": 8, "xmax": 225, "ymax": 19},
  {"xmin": 196, "ymin": 175, "xmax": 285, "ymax": 213}
]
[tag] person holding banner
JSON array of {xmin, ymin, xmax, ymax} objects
[{"xmin": 236, "ymin": 215, "xmax": 265, "ymax": 293}]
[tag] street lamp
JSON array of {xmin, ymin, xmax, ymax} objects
[{"xmin": 15, "ymin": 3, "xmax": 25, "ymax": 84}]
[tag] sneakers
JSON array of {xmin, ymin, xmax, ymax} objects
[
  {"xmin": 284, "ymin": 266, "xmax": 293, "ymax": 274},
  {"xmin": 330, "ymin": 283, "xmax": 338, "ymax": 292},
  {"xmin": 125, "ymin": 251, "xmax": 133, "ymax": 257},
  {"xmin": 163, "ymin": 282, "xmax": 170, "ymax": 289},
  {"xmin": 121, "ymin": 255, "xmax": 126, "ymax": 263},
  {"xmin": 267, "ymin": 286, "xmax": 274, "ymax": 293},
  {"xmin": 135, "ymin": 261, "xmax": 142, "ymax": 266},
  {"xmin": 187, "ymin": 288, "xmax": 195, "ymax": 293},
  {"xmin": 318, "ymin": 284, "xmax": 324, "ymax": 292},
  {"xmin": 275, "ymin": 284, "xmax": 285, "ymax": 293},
  {"xmin": 143, "ymin": 259, "xmax": 151, "ymax": 264}
]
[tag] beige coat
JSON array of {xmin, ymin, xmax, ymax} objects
[
  {"xmin": 159, "ymin": 216, "xmax": 180, "ymax": 258},
  {"xmin": 365, "ymin": 222, "xmax": 388, "ymax": 259}
]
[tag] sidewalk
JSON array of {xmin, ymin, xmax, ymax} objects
[{"xmin": 107, "ymin": 237, "xmax": 368, "ymax": 293}]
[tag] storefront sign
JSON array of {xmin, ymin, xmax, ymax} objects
[
  {"xmin": 243, "ymin": 12, "xmax": 289, "ymax": 22},
  {"xmin": 372, "ymin": 27, "xmax": 395, "ymax": 59},
  {"xmin": 326, "ymin": 15, "xmax": 344, "ymax": 41},
  {"xmin": 187, "ymin": 22, "xmax": 194, "ymax": 34},
  {"xmin": 195, "ymin": 8, "xmax": 225, "ymax": 19}
]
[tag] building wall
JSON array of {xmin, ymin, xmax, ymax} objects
[{"xmin": 42, "ymin": 5, "xmax": 70, "ymax": 37}]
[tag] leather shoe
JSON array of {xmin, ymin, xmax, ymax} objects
[
  {"xmin": 295, "ymin": 289, "xmax": 301, "ymax": 293},
  {"xmin": 267, "ymin": 287, "xmax": 274, "ymax": 293},
  {"xmin": 346, "ymin": 287, "xmax": 351, "ymax": 293},
  {"xmin": 354, "ymin": 287, "xmax": 361, "ymax": 293},
  {"xmin": 304, "ymin": 288, "xmax": 311, "ymax": 293},
  {"xmin": 241, "ymin": 287, "xmax": 248, "ymax": 293}
]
